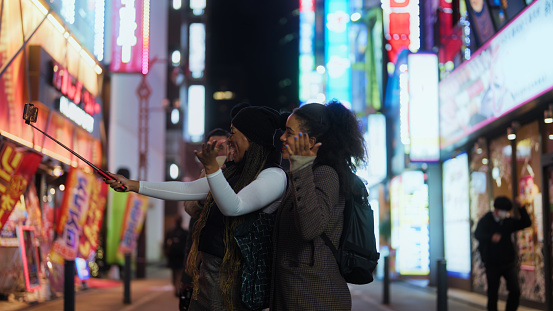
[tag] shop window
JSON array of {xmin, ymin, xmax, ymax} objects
[
  {"xmin": 489, "ymin": 135, "xmax": 512, "ymax": 198},
  {"xmin": 515, "ymin": 121, "xmax": 545, "ymax": 303}
]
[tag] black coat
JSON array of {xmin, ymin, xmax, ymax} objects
[{"xmin": 474, "ymin": 207, "xmax": 531, "ymax": 267}]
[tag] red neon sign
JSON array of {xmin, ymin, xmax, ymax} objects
[{"xmin": 52, "ymin": 63, "xmax": 101, "ymax": 116}]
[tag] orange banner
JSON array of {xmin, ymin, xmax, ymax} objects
[
  {"xmin": 0, "ymin": 141, "xmax": 43, "ymax": 232},
  {"xmin": 118, "ymin": 192, "xmax": 149, "ymax": 254},
  {"xmin": 77, "ymin": 176, "xmax": 108, "ymax": 259},
  {"xmin": 52, "ymin": 167, "xmax": 94, "ymax": 260}
]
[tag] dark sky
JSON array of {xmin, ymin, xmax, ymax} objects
[{"xmin": 206, "ymin": 0, "xmax": 299, "ymax": 131}]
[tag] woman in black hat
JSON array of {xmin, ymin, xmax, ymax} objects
[{"xmin": 105, "ymin": 106, "xmax": 287, "ymax": 311}]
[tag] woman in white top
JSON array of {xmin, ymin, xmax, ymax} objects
[{"xmin": 105, "ymin": 106, "xmax": 287, "ymax": 311}]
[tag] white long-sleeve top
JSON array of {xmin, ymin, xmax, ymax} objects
[{"xmin": 139, "ymin": 167, "xmax": 287, "ymax": 216}]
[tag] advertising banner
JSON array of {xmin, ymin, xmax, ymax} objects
[
  {"xmin": 51, "ymin": 167, "xmax": 94, "ymax": 260},
  {"xmin": 106, "ymin": 191, "xmax": 129, "ymax": 265},
  {"xmin": 439, "ymin": 0, "xmax": 553, "ymax": 148},
  {"xmin": 119, "ymin": 192, "xmax": 149, "ymax": 254},
  {"xmin": 77, "ymin": 176, "xmax": 108, "ymax": 259},
  {"xmin": 0, "ymin": 141, "xmax": 43, "ymax": 232}
]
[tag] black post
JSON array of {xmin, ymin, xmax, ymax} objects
[
  {"xmin": 437, "ymin": 259, "xmax": 448, "ymax": 311},
  {"xmin": 383, "ymin": 256, "xmax": 390, "ymax": 304},
  {"xmin": 64, "ymin": 259, "xmax": 75, "ymax": 311},
  {"xmin": 124, "ymin": 253, "xmax": 132, "ymax": 304}
]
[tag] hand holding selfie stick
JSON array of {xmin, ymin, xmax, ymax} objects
[{"xmin": 23, "ymin": 103, "xmax": 127, "ymax": 191}]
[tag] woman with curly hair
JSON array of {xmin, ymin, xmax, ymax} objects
[
  {"xmin": 271, "ymin": 100, "xmax": 367, "ymax": 310},
  {"xmin": 105, "ymin": 106, "xmax": 287, "ymax": 310}
]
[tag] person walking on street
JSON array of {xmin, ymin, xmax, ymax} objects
[
  {"xmin": 164, "ymin": 215, "xmax": 188, "ymax": 297},
  {"xmin": 474, "ymin": 196, "xmax": 531, "ymax": 311}
]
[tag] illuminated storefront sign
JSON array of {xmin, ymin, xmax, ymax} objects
[
  {"xmin": 189, "ymin": 23, "xmax": 205, "ymax": 79},
  {"xmin": 110, "ymin": 0, "xmax": 150, "ymax": 74},
  {"xmin": 325, "ymin": 0, "xmax": 351, "ymax": 105},
  {"xmin": 439, "ymin": 0, "xmax": 553, "ymax": 149},
  {"xmin": 357, "ymin": 114, "xmax": 387, "ymax": 187},
  {"xmin": 186, "ymin": 85, "xmax": 205, "ymax": 142},
  {"xmin": 407, "ymin": 53, "xmax": 439, "ymax": 162},
  {"xmin": 299, "ymin": 0, "xmax": 318, "ymax": 103},
  {"xmin": 442, "ymin": 153, "xmax": 471, "ymax": 279},
  {"xmin": 52, "ymin": 63, "xmax": 101, "ymax": 117},
  {"xmin": 390, "ymin": 171, "xmax": 430, "ymax": 275},
  {"xmin": 59, "ymin": 96, "xmax": 94, "ymax": 133}
]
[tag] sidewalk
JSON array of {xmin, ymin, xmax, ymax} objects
[
  {"xmin": 351, "ymin": 278, "xmax": 543, "ymax": 311},
  {"xmin": 0, "ymin": 265, "xmax": 545, "ymax": 311}
]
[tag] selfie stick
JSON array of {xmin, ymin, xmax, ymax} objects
[{"xmin": 24, "ymin": 114, "xmax": 127, "ymax": 191}]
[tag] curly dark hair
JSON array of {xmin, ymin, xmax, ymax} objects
[{"xmin": 292, "ymin": 100, "xmax": 366, "ymax": 195}]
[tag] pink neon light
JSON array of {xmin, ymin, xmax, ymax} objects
[
  {"xmin": 142, "ymin": 0, "xmax": 150, "ymax": 75},
  {"xmin": 18, "ymin": 226, "xmax": 41, "ymax": 292}
]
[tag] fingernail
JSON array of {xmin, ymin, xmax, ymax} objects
[{"xmin": 299, "ymin": 132, "xmax": 302, "ymax": 137}]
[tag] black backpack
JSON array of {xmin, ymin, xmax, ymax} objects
[{"xmin": 320, "ymin": 174, "xmax": 380, "ymax": 284}]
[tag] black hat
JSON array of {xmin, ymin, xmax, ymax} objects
[
  {"xmin": 493, "ymin": 196, "xmax": 513, "ymax": 211},
  {"xmin": 231, "ymin": 106, "xmax": 281, "ymax": 146}
]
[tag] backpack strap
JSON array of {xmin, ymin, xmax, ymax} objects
[{"xmin": 320, "ymin": 232, "xmax": 340, "ymax": 263}]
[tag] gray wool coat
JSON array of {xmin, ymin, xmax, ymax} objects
[{"xmin": 270, "ymin": 164, "xmax": 351, "ymax": 310}]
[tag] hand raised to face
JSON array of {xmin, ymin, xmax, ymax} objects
[{"xmin": 284, "ymin": 132, "xmax": 322, "ymax": 157}]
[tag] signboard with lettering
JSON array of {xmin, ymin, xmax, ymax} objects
[
  {"xmin": 0, "ymin": 142, "xmax": 43, "ymax": 232},
  {"xmin": 110, "ymin": 0, "xmax": 149, "ymax": 74},
  {"xmin": 52, "ymin": 167, "xmax": 93, "ymax": 260},
  {"xmin": 118, "ymin": 192, "xmax": 149, "ymax": 254}
]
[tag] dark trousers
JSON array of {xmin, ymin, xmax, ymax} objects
[{"xmin": 485, "ymin": 263, "xmax": 520, "ymax": 311}]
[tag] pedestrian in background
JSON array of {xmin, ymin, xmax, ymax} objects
[
  {"xmin": 164, "ymin": 215, "xmax": 188, "ymax": 297},
  {"xmin": 475, "ymin": 196, "xmax": 531, "ymax": 311},
  {"xmin": 271, "ymin": 100, "xmax": 366, "ymax": 310}
]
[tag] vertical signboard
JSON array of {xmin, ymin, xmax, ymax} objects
[
  {"xmin": 390, "ymin": 171, "xmax": 430, "ymax": 275},
  {"xmin": 299, "ymin": 0, "xmax": 317, "ymax": 103},
  {"xmin": 110, "ymin": 0, "xmax": 150, "ymax": 74},
  {"xmin": 325, "ymin": 0, "xmax": 351, "ymax": 104},
  {"xmin": 442, "ymin": 153, "xmax": 471, "ymax": 279},
  {"xmin": 408, "ymin": 53, "xmax": 439, "ymax": 162}
]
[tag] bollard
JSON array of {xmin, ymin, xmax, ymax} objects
[
  {"xmin": 437, "ymin": 259, "xmax": 448, "ymax": 311},
  {"xmin": 64, "ymin": 259, "xmax": 75, "ymax": 311},
  {"xmin": 383, "ymin": 256, "xmax": 390, "ymax": 304},
  {"xmin": 123, "ymin": 253, "xmax": 131, "ymax": 304}
]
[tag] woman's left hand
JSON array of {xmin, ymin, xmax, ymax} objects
[
  {"xmin": 286, "ymin": 132, "xmax": 322, "ymax": 157},
  {"xmin": 194, "ymin": 139, "xmax": 225, "ymax": 174}
]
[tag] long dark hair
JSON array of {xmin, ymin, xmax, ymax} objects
[
  {"xmin": 292, "ymin": 100, "xmax": 366, "ymax": 195},
  {"xmin": 186, "ymin": 142, "xmax": 274, "ymax": 309}
]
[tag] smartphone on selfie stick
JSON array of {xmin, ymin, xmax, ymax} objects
[{"xmin": 23, "ymin": 103, "xmax": 126, "ymax": 191}]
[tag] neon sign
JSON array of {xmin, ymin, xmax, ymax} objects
[
  {"xmin": 110, "ymin": 0, "xmax": 149, "ymax": 74},
  {"xmin": 52, "ymin": 63, "xmax": 100, "ymax": 118},
  {"xmin": 325, "ymin": 0, "xmax": 351, "ymax": 105},
  {"xmin": 59, "ymin": 96, "xmax": 95, "ymax": 133}
]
